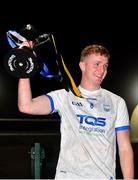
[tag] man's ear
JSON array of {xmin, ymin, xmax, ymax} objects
[{"xmin": 79, "ymin": 61, "xmax": 85, "ymax": 72}]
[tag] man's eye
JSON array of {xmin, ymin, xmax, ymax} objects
[{"xmin": 105, "ymin": 64, "xmax": 108, "ymax": 69}]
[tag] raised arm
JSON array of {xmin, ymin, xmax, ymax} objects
[{"xmin": 18, "ymin": 78, "xmax": 52, "ymax": 115}]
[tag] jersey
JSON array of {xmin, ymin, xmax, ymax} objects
[{"xmin": 47, "ymin": 86, "xmax": 130, "ymax": 179}]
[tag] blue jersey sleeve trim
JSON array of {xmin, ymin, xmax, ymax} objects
[
  {"xmin": 115, "ymin": 125, "xmax": 130, "ymax": 131},
  {"xmin": 46, "ymin": 95, "xmax": 55, "ymax": 113}
]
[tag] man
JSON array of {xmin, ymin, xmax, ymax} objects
[{"xmin": 18, "ymin": 44, "xmax": 134, "ymax": 179}]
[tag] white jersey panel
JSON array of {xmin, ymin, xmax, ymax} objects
[{"xmin": 47, "ymin": 87, "xmax": 130, "ymax": 179}]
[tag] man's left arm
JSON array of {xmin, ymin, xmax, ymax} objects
[{"xmin": 117, "ymin": 129, "xmax": 134, "ymax": 179}]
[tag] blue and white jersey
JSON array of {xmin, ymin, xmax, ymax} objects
[{"xmin": 47, "ymin": 86, "xmax": 130, "ymax": 179}]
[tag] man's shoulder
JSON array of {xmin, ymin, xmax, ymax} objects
[
  {"xmin": 47, "ymin": 88, "xmax": 69, "ymax": 97},
  {"xmin": 101, "ymin": 88, "xmax": 123, "ymax": 100}
]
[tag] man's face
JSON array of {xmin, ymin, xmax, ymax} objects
[{"xmin": 79, "ymin": 54, "xmax": 109, "ymax": 88}]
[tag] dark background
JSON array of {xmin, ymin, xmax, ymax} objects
[
  {"xmin": 1, "ymin": 2, "xmax": 138, "ymax": 118},
  {"xmin": 0, "ymin": 1, "xmax": 138, "ymax": 179}
]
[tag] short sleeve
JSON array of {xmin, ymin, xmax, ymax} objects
[
  {"xmin": 115, "ymin": 98, "xmax": 130, "ymax": 131},
  {"xmin": 46, "ymin": 89, "xmax": 66, "ymax": 113}
]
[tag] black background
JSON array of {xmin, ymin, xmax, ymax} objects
[{"xmin": 0, "ymin": 2, "xmax": 138, "ymax": 118}]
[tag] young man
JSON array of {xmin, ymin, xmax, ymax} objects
[{"xmin": 18, "ymin": 44, "xmax": 134, "ymax": 179}]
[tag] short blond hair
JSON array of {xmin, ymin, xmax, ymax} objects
[{"xmin": 80, "ymin": 44, "xmax": 110, "ymax": 61}]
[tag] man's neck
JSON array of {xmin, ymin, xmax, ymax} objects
[{"xmin": 79, "ymin": 82, "xmax": 100, "ymax": 92}]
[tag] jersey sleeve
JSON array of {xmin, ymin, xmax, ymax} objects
[
  {"xmin": 46, "ymin": 89, "xmax": 66, "ymax": 113},
  {"xmin": 115, "ymin": 97, "xmax": 130, "ymax": 131}
]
